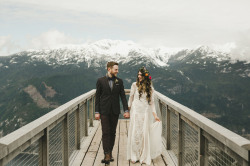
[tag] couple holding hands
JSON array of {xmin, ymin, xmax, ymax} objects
[{"xmin": 95, "ymin": 61, "xmax": 162, "ymax": 165}]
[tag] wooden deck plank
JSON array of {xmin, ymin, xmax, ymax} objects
[
  {"xmin": 71, "ymin": 120, "xmax": 175, "ymax": 166},
  {"xmin": 81, "ymin": 123, "xmax": 102, "ymax": 166},
  {"xmin": 81, "ymin": 152, "xmax": 98, "ymax": 166},
  {"xmin": 93, "ymin": 141, "xmax": 104, "ymax": 166},
  {"xmin": 118, "ymin": 120, "xmax": 130, "ymax": 166},
  {"xmin": 88, "ymin": 125, "xmax": 102, "ymax": 152},
  {"xmin": 110, "ymin": 120, "xmax": 120, "ymax": 166},
  {"xmin": 71, "ymin": 121, "xmax": 100, "ymax": 166},
  {"xmin": 149, "ymin": 161, "xmax": 154, "ymax": 166},
  {"xmin": 153, "ymin": 155, "xmax": 167, "ymax": 166},
  {"xmin": 162, "ymin": 149, "xmax": 176, "ymax": 166}
]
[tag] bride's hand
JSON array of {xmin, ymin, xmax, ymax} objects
[{"xmin": 155, "ymin": 116, "xmax": 160, "ymax": 122}]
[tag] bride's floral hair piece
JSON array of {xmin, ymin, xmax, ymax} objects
[
  {"xmin": 136, "ymin": 66, "xmax": 152, "ymax": 104},
  {"xmin": 138, "ymin": 66, "xmax": 152, "ymax": 80}
]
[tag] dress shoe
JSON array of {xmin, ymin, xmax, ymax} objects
[
  {"xmin": 131, "ymin": 160, "xmax": 139, "ymax": 164},
  {"xmin": 110, "ymin": 153, "xmax": 114, "ymax": 162},
  {"xmin": 101, "ymin": 153, "xmax": 111, "ymax": 164}
]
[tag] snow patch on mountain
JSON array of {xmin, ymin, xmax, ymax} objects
[
  {"xmin": 210, "ymin": 42, "xmax": 250, "ymax": 63},
  {"xmin": 195, "ymin": 46, "xmax": 231, "ymax": 61},
  {"xmin": 221, "ymin": 67, "xmax": 232, "ymax": 73},
  {"xmin": 18, "ymin": 40, "xmax": 183, "ymax": 67},
  {"xmin": 7, "ymin": 39, "xmax": 250, "ymax": 68},
  {"xmin": 177, "ymin": 70, "xmax": 192, "ymax": 82}
]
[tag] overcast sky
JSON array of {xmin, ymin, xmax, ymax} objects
[{"xmin": 1, "ymin": 0, "xmax": 250, "ymax": 60}]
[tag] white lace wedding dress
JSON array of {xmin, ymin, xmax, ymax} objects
[{"xmin": 127, "ymin": 82, "xmax": 162, "ymax": 165}]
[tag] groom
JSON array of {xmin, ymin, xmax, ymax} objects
[{"xmin": 95, "ymin": 61, "xmax": 130, "ymax": 164}]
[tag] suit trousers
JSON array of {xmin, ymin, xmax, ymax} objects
[{"xmin": 100, "ymin": 113, "xmax": 119, "ymax": 154}]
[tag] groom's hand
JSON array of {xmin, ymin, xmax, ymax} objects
[
  {"xmin": 123, "ymin": 112, "xmax": 130, "ymax": 119},
  {"xmin": 95, "ymin": 113, "xmax": 100, "ymax": 120}
]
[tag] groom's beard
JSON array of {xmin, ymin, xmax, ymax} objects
[{"xmin": 110, "ymin": 72, "xmax": 117, "ymax": 77}]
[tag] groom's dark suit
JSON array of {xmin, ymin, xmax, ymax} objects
[{"xmin": 95, "ymin": 76, "xmax": 128, "ymax": 154}]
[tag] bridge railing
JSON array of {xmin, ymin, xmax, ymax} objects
[
  {"xmin": 154, "ymin": 91, "xmax": 250, "ymax": 166},
  {"xmin": 0, "ymin": 90, "xmax": 96, "ymax": 166},
  {"xmin": 1, "ymin": 89, "xmax": 250, "ymax": 166}
]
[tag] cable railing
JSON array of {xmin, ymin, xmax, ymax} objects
[
  {"xmin": 0, "ymin": 90, "xmax": 95, "ymax": 166},
  {"xmin": 155, "ymin": 91, "xmax": 250, "ymax": 166},
  {"xmin": 0, "ymin": 88, "xmax": 249, "ymax": 166}
]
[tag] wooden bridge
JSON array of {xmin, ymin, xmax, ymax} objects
[
  {"xmin": 71, "ymin": 120, "xmax": 172, "ymax": 166},
  {"xmin": 0, "ymin": 89, "xmax": 250, "ymax": 166}
]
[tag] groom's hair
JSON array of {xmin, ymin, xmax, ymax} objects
[{"xmin": 107, "ymin": 61, "xmax": 119, "ymax": 70}]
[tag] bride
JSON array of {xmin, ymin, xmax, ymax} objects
[{"xmin": 127, "ymin": 67, "xmax": 162, "ymax": 165}]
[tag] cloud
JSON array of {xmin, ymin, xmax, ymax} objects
[
  {"xmin": 0, "ymin": 36, "xmax": 19, "ymax": 56},
  {"xmin": 210, "ymin": 43, "xmax": 236, "ymax": 53},
  {"xmin": 1, "ymin": 0, "xmax": 250, "ymax": 49},
  {"xmin": 230, "ymin": 29, "xmax": 250, "ymax": 62},
  {"xmin": 0, "ymin": 30, "xmax": 82, "ymax": 56},
  {"xmin": 2, "ymin": 0, "xmax": 250, "ymax": 26},
  {"xmin": 29, "ymin": 30, "xmax": 81, "ymax": 49},
  {"xmin": 1, "ymin": 27, "xmax": 250, "ymax": 63}
]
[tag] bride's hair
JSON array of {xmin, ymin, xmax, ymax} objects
[{"xmin": 136, "ymin": 67, "xmax": 152, "ymax": 104}]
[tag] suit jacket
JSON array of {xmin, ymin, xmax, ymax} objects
[{"xmin": 95, "ymin": 76, "xmax": 128, "ymax": 115}]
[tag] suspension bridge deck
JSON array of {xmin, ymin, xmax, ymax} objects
[{"xmin": 71, "ymin": 120, "xmax": 176, "ymax": 166}]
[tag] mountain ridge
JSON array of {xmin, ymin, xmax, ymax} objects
[{"xmin": 0, "ymin": 41, "xmax": 250, "ymax": 139}]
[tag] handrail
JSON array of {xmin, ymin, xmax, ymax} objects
[
  {"xmin": 0, "ymin": 89, "xmax": 96, "ymax": 165},
  {"xmin": 155, "ymin": 91, "xmax": 250, "ymax": 165},
  {"xmin": 0, "ymin": 88, "xmax": 249, "ymax": 166}
]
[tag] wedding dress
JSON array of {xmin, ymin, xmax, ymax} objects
[{"xmin": 127, "ymin": 82, "xmax": 162, "ymax": 165}]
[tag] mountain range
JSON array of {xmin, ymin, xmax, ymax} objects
[{"xmin": 0, "ymin": 40, "xmax": 250, "ymax": 139}]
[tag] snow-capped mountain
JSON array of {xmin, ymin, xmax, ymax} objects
[
  {"xmin": 6, "ymin": 39, "xmax": 245, "ymax": 69},
  {"xmin": 169, "ymin": 46, "xmax": 230, "ymax": 62},
  {"xmin": 13, "ymin": 40, "xmax": 178, "ymax": 67},
  {"xmin": 0, "ymin": 40, "xmax": 250, "ymax": 139}
]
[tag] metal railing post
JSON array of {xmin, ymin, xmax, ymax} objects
[
  {"xmin": 63, "ymin": 114, "xmax": 69, "ymax": 166},
  {"xmin": 75, "ymin": 104, "xmax": 80, "ymax": 150},
  {"xmin": 84, "ymin": 101, "xmax": 88, "ymax": 136},
  {"xmin": 246, "ymin": 151, "xmax": 250, "ymax": 166},
  {"xmin": 93, "ymin": 96, "xmax": 96, "ymax": 120},
  {"xmin": 166, "ymin": 105, "xmax": 171, "ymax": 150},
  {"xmin": 178, "ymin": 113, "xmax": 182, "ymax": 166},
  {"xmin": 40, "ymin": 128, "xmax": 49, "ymax": 166},
  {"xmin": 199, "ymin": 128, "xmax": 205, "ymax": 166},
  {"xmin": 204, "ymin": 137, "xmax": 209, "ymax": 165},
  {"xmin": 158, "ymin": 101, "xmax": 166, "ymax": 144},
  {"xmin": 89, "ymin": 97, "xmax": 94, "ymax": 127}
]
